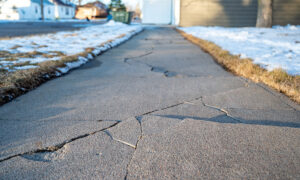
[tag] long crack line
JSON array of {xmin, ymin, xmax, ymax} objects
[
  {"xmin": 139, "ymin": 102, "xmax": 187, "ymax": 117},
  {"xmin": 124, "ymin": 116, "xmax": 143, "ymax": 180},
  {"xmin": 0, "ymin": 121, "xmax": 121, "ymax": 163},
  {"xmin": 124, "ymin": 52, "xmax": 153, "ymax": 63}
]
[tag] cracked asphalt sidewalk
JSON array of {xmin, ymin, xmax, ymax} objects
[{"xmin": 0, "ymin": 26, "xmax": 300, "ymax": 179}]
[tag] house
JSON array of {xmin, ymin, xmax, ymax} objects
[
  {"xmin": 142, "ymin": 0, "xmax": 300, "ymax": 27},
  {"xmin": 0, "ymin": 0, "xmax": 55, "ymax": 20},
  {"xmin": 75, "ymin": 1, "xmax": 108, "ymax": 20},
  {"xmin": 48, "ymin": 0, "xmax": 76, "ymax": 19}
]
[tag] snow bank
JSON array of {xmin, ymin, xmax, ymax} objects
[
  {"xmin": 179, "ymin": 25, "xmax": 300, "ymax": 75},
  {"xmin": 0, "ymin": 21, "xmax": 143, "ymax": 74}
]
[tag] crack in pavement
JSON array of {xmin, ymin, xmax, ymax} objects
[
  {"xmin": 150, "ymin": 66, "xmax": 179, "ymax": 78},
  {"xmin": 124, "ymin": 116, "xmax": 143, "ymax": 180},
  {"xmin": 0, "ymin": 120, "xmax": 121, "ymax": 163},
  {"xmin": 103, "ymin": 130, "xmax": 136, "ymax": 149},
  {"xmin": 124, "ymin": 52, "xmax": 153, "ymax": 63},
  {"xmin": 124, "ymin": 53, "xmax": 186, "ymax": 78},
  {"xmin": 125, "ymin": 57, "xmax": 212, "ymax": 78},
  {"xmin": 123, "ymin": 98, "xmax": 214, "ymax": 179},
  {"xmin": 0, "ymin": 86, "xmax": 247, "ymax": 163},
  {"xmin": 0, "ymin": 99, "xmax": 196, "ymax": 163},
  {"xmin": 199, "ymin": 97, "xmax": 242, "ymax": 123},
  {"xmin": 149, "ymin": 97, "xmax": 242, "ymax": 123}
]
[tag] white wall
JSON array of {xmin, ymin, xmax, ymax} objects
[
  {"xmin": 171, "ymin": 0, "xmax": 180, "ymax": 25},
  {"xmin": 0, "ymin": 0, "xmax": 31, "ymax": 20},
  {"xmin": 43, "ymin": 4, "xmax": 55, "ymax": 20},
  {"xmin": 55, "ymin": 5, "xmax": 75, "ymax": 19},
  {"xmin": 0, "ymin": 0, "xmax": 56, "ymax": 20},
  {"xmin": 142, "ymin": 0, "xmax": 172, "ymax": 24}
]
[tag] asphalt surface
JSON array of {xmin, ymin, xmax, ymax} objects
[
  {"xmin": 0, "ymin": 21, "xmax": 105, "ymax": 38},
  {"xmin": 0, "ymin": 27, "xmax": 300, "ymax": 179}
]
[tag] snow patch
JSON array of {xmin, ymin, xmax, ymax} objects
[
  {"xmin": 179, "ymin": 25, "xmax": 300, "ymax": 75},
  {"xmin": 0, "ymin": 21, "xmax": 143, "ymax": 73}
]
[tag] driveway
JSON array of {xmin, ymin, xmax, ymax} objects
[{"xmin": 0, "ymin": 27, "xmax": 299, "ymax": 179}]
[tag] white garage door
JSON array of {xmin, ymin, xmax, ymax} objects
[{"xmin": 142, "ymin": 0, "xmax": 172, "ymax": 24}]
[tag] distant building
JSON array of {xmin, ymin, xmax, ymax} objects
[
  {"xmin": 0, "ymin": 0, "xmax": 55, "ymax": 20},
  {"xmin": 141, "ymin": 0, "xmax": 300, "ymax": 27},
  {"xmin": 49, "ymin": 0, "xmax": 76, "ymax": 19},
  {"xmin": 75, "ymin": 1, "xmax": 108, "ymax": 20}
]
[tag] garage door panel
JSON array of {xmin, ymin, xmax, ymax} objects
[
  {"xmin": 142, "ymin": 0, "xmax": 172, "ymax": 24},
  {"xmin": 180, "ymin": 0, "xmax": 258, "ymax": 27},
  {"xmin": 273, "ymin": 0, "xmax": 300, "ymax": 25}
]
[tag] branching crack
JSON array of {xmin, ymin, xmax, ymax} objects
[
  {"xmin": 124, "ymin": 52, "xmax": 182, "ymax": 78},
  {"xmin": 199, "ymin": 97, "xmax": 242, "ymax": 123},
  {"xmin": 0, "ymin": 120, "xmax": 121, "ymax": 163}
]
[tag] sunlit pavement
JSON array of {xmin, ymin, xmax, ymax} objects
[{"xmin": 0, "ymin": 27, "xmax": 299, "ymax": 179}]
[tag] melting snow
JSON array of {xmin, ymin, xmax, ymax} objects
[
  {"xmin": 179, "ymin": 25, "xmax": 300, "ymax": 75},
  {"xmin": 0, "ymin": 21, "xmax": 143, "ymax": 73}
]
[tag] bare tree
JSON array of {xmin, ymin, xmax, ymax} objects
[{"xmin": 256, "ymin": 0, "xmax": 273, "ymax": 27}]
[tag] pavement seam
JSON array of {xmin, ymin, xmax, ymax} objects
[
  {"xmin": 255, "ymin": 83, "xmax": 299, "ymax": 111},
  {"xmin": 0, "ymin": 120, "xmax": 121, "ymax": 163},
  {"xmin": 237, "ymin": 74, "xmax": 298, "ymax": 111}
]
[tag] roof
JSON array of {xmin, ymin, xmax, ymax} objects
[
  {"xmin": 51, "ymin": 0, "xmax": 75, "ymax": 7},
  {"xmin": 80, "ymin": 1, "xmax": 107, "ymax": 9},
  {"xmin": 31, "ymin": 0, "xmax": 54, "ymax": 6}
]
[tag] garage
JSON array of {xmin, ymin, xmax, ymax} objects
[
  {"xmin": 180, "ymin": 0, "xmax": 258, "ymax": 27},
  {"xmin": 141, "ymin": 0, "xmax": 300, "ymax": 27},
  {"xmin": 142, "ymin": 0, "xmax": 173, "ymax": 24}
]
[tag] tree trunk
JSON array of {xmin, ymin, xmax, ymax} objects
[
  {"xmin": 256, "ymin": 0, "xmax": 273, "ymax": 27},
  {"xmin": 40, "ymin": 0, "xmax": 44, "ymax": 20}
]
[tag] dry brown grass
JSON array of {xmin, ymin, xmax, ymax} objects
[
  {"xmin": 0, "ymin": 48, "xmax": 97, "ymax": 105},
  {"xmin": 10, "ymin": 45, "xmax": 22, "ymax": 50},
  {"xmin": 177, "ymin": 29, "xmax": 300, "ymax": 104},
  {"xmin": 0, "ymin": 50, "xmax": 65, "ymax": 61},
  {"xmin": 0, "ymin": 32, "xmax": 139, "ymax": 105}
]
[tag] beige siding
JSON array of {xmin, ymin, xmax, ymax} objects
[
  {"xmin": 180, "ymin": 0, "xmax": 258, "ymax": 27},
  {"xmin": 273, "ymin": 0, "xmax": 300, "ymax": 25}
]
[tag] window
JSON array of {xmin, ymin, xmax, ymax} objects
[
  {"xmin": 21, "ymin": 9, "xmax": 25, "ymax": 15},
  {"xmin": 12, "ymin": 5, "xmax": 17, "ymax": 13},
  {"xmin": 66, "ymin": 7, "xmax": 69, "ymax": 15},
  {"xmin": 35, "ymin": 6, "xmax": 38, "ymax": 14},
  {"xmin": 48, "ymin": 7, "xmax": 51, "ymax": 14}
]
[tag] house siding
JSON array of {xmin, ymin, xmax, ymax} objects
[
  {"xmin": 272, "ymin": 0, "xmax": 300, "ymax": 25},
  {"xmin": 0, "ymin": 0, "xmax": 55, "ymax": 20},
  {"xmin": 179, "ymin": 0, "xmax": 258, "ymax": 27}
]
